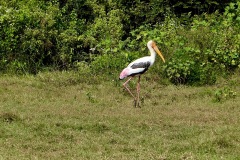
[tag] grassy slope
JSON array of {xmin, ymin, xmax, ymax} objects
[{"xmin": 0, "ymin": 71, "xmax": 240, "ymax": 160}]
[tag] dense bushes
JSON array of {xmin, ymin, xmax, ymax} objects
[
  {"xmin": 0, "ymin": 0, "xmax": 239, "ymax": 85},
  {"xmin": 0, "ymin": 0, "xmax": 91, "ymax": 73},
  {"xmin": 163, "ymin": 3, "xmax": 240, "ymax": 85}
]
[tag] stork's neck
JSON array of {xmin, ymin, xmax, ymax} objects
[{"xmin": 147, "ymin": 43, "xmax": 156, "ymax": 64}]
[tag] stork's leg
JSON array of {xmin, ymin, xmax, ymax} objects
[
  {"xmin": 123, "ymin": 77, "xmax": 136, "ymax": 102},
  {"xmin": 136, "ymin": 76, "xmax": 141, "ymax": 107}
]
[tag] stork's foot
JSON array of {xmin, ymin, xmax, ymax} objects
[
  {"xmin": 137, "ymin": 102, "xmax": 141, "ymax": 108},
  {"xmin": 133, "ymin": 99, "xmax": 137, "ymax": 107},
  {"xmin": 133, "ymin": 99, "xmax": 141, "ymax": 108}
]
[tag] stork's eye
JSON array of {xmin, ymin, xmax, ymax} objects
[{"xmin": 152, "ymin": 42, "xmax": 156, "ymax": 47}]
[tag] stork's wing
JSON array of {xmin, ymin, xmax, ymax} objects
[
  {"xmin": 127, "ymin": 56, "xmax": 151, "ymax": 69},
  {"xmin": 131, "ymin": 61, "xmax": 150, "ymax": 69},
  {"xmin": 125, "ymin": 57, "xmax": 151, "ymax": 77}
]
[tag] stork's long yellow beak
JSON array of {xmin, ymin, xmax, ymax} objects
[{"xmin": 154, "ymin": 46, "xmax": 165, "ymax": 63}]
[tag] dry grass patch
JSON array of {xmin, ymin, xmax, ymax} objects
[{"xmin": 0, "ymin": 72, "xmax": 240, "ymax": 159}]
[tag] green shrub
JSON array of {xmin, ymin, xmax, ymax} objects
[
  {"xmin": 163, "ymin": 59, "xmax": 193, "ymax": 84},
  {"xmin": 162, "ymin": 8, "xmax": 239, "ymax": 85},
  {"xmin": 213, "ymin": 87, "xmax": 237, "ymax": 102},
  {"xmin": 90, "ymin": 51, "xmax": 142, "ymax": 76}
]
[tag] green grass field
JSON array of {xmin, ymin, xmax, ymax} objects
[{"xmin": 1, "ymin": 71, "xmax": 240, "ymax": 159}]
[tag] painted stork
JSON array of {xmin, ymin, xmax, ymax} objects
[{"xmin": 119, "ymin": 40, "xmax": 165, "ymax": 107}]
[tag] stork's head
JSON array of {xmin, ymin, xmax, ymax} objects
[{"xmin": 148, "ymin": 40, "xmax": 165, "ymax": 63}]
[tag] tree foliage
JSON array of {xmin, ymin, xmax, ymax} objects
[{"xmin": 0, "ymin": 0, "xmax": 239, "ymax": 85}]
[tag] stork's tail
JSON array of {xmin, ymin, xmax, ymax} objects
[{"xmin": 119, "ymin": 68, "xmax": 129, "ymax": 80}]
